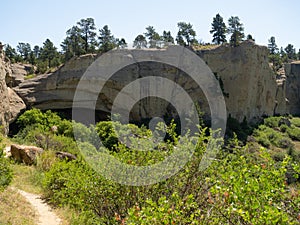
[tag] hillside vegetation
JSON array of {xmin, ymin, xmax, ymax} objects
[{"xmin": 0, "ymin": 109, "xmax": 299, "ymax": 224}]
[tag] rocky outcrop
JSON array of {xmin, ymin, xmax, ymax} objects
[
  {"xmin": 197, "ymin": 41, "xmax": 281, "ymax": 121},
  {"xmin": 285, "ymin": 61, "xmax": 300, "ymax": 115},
  {"xmin": 10, "ymin": 144, "xmax": 43, "ymax": 165},
  {"xmin": 13, "ymin": 42, "xmax": 289, "ymax": 123},
  {"xmin": 0, "ymin": 52, "xmax": 26, "ymax": 134},
  {"xmin": 14, "ymin": 54, "xmax": 97, "ymax": 109},
  {"xmin": 5, "ymin": 63, "xmax": 27, "ymax": 87}
]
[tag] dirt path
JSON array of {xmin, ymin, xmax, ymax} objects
[{"xmin": 17, "ymin": 189, "xmax": 62, "ymax": 225}]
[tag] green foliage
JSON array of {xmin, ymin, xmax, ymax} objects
[
  {"xmin": 39, "ymin": 39, "xmax": 61, "ymax": 68},
  {"xmin": 210, "ymin": 13, "xmax": 227, "ymax": 44},
  {"xmin": 227, "ymin": 16, "xmax": 245, "ymax": 47},
  {"xmin": 176, "ymin": 22, "xmax": 197, "ymax": 46},
  {"xmin": 144, "ymin": 26, "xmax": 161, "ymax": 48},
  {"xmin": 13, "ymin": 110, "xmax": 300, "ymax": 224},
  {"xmin": 77, "ymin": 18, "xmax": 97, "ymax": 54},
  {"xmin": 226, "ymin": 116, "xmax": 252, "ymax": 142},
  {"xmin": 133, "ymin": 34, "xmax": 147, "ymax": 49},
  {"xmin": 291, "ymin": 117, "xmax": 300, "ymax": 127},
  {"xmin": 287, "ymin": 126, "xmax": 300, "ymax": 141},
  {"xmin": 4, "ymin": 44, "xmax": 18, "ymax": 63},
  {"xmin": 95, "ymin": 121, "xmax": 118, "ymax": 150},
  {"xmin": 268, "ymin": 36, "xmax": 279, "ymax": 54},
  {"xmin": 161, "ymin": 31, "xmax": 174, "ymax": 44},
  {"xmin": 285, "ymin": 44, "xmax": 297, "ymax": 60},
  {"xmin": 17, "ymin": 108, "xmax": 62, "ymax": 131},
  {"xmin": 0, "ymin": 147, "xmax": 12, "ymax": 190},
  {"xmin": 98, "ymin": 25, "xmax": 116, "ymax": 52},
  {"xmin": 264, "ymin": 116, "xmax": 282, "ymax": 128}
]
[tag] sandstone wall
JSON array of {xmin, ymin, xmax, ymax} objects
[
  {"xmin": 197, "ymin": 41, "xmax": 280, "ymax": 121},
  {"xmin": 0, "ymin": 52, "xmax": 26, "ymax": 134},
  {"xmin": 13, "ymin": 42, "xmax": 288, "ymax": 123},
  {"xmin": 285, "ymin": 62, "xmax": 300, "ymax": 115}
]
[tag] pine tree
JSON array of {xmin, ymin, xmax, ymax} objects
[
  {"xmin": 227, "ymin": 16, "xmax": 244, "ymax": 47},
  {"xmin": 133, "ymin": 35, "xmax": 147, "ymax": 49},
  {"xmin": 210, "ymin": 14, "xmax": 227, "ymax": 44},
  {"xmin": 176, "ymin": 22, "xmax": 197, "ymax": 46},
  {"xmin": 144, "ymin": 26, "xmax": 161, "ymax": 48},
  {"xmin": 98, "ymin": 25, "xmax": 116, "ymax": 52},
  {"xmin": 268, "ymin": 37, "xmax": 278, "ymax": 54},
  {"xmin": 77, "ymin": 18, "xmax": 97, "ymax": 53}
]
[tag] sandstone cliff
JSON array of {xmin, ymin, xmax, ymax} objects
[
  {"xmin": 197, "ymin": 41, "xmax": 285, "ymax": 121},
  {"xmin": 14, "ymin": 42, "xmax": 283, "ymax": 123},
  {"xmin": 285, "ymin": 61, "xmax": 300, "ymax": 115},
  {"xmin": 0, "ymin": 52, "xmax": 26, "ymax": 134}
]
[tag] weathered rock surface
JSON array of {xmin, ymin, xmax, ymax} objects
[
  {"xmin": 285, "ymin": 61, "xmax": 300, "ymax": 115},
  {"xmin": 0, "ymin": 52, "xmax": 26, "ymax": 134},
  {"xmin": 10, "ymin": 144, "xmax": 43, "ymax": 165},
  {"xmin": 14, "ymin": 42, "xmax": 283, "ymax": 123},
  {"xmin": 197, "ymin": 41, "xmax": 281, "ymax": 121},
  {"xmin": 6, "ymin": 63, "xmax": 27, "ymax": 87}
]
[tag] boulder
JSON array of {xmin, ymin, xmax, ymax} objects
[
  {"xmin": 55, "ymin": 151, "xmax": 77, "ymax": 161},
  {"xmin": 10, "ymin": 144, "xmax": 43, "ymax": 165}
]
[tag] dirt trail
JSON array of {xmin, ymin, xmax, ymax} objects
[{"xmin": 17, "ymin": 189, "xmax": 62, "ymax": 225}]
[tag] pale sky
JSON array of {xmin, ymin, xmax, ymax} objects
[{"xmin": 1, "ymin": 0, "xmax": 299, "ymax": 51}]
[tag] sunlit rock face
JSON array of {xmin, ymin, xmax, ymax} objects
[
  {"xmin": 13, "ymin": 42, "xmax": 291, "ymax": 124},
  {"xmin": 0, "ymin": 51, "xmax": 26, "ymax": 134}
]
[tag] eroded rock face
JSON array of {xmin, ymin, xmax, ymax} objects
[
  {"xmin": 5, "ymin": 63, "xmax": 27, "ymax": 87},
  {"xmin": 197, "ymin": 41, "xmax": 280, "ymax": 121},
  {"xmin": 285, "ymin": 61, "xmax": 300, "ymax": 115},
  {"xmin": 0, "ymin": 53, "xmax": 26, "ymax": 134},
  {"xmin": 13, "ymin": 43, "xmax": 285, "ymax": 123}
]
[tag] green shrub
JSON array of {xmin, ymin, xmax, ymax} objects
[
  {"xmin": 0, "ymin": 148, "xmax": 12, "ymax": 190},
  {"xmin": 287, "ymin": 127, "xmax": 300, "ymax": 141},
  {"xmin": 291, "ymin": 117, "xmax": 300, "ymax": 127},
  {"xmin": 36, "ymin": 150, "xmax": 58, "ymax": 172},
  {"xmin": 264, "ymin": 116, "xmax": 282, "ymax": 128}
]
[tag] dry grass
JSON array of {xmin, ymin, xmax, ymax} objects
[
  {"xmin": 10, "ymin": 164, "xmax": 44, "ymax": 195},
  {"xmin": 9, "ymin": 163, "xmax": 72, "ymax": 225},
  {"xmin": 192, "ymin": 44, "xmax": 219, "ymax": 51},
  {"xmin": 0, "ymin": 188, "xmax": 37, "ymax": 225}
]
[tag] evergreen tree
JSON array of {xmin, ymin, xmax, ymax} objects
[
  {"xmin": 61, "ymin": 25, "xmax": 85, "ymax": 60},
  {"xmin": 16, "ymin": 42, "xmax": 31, "ymax": 61},
  {"xmin": 161, "ymin": 31, "xmax": 174, "ymax": 44},
  {"xmin": 268, "ymin": 36, "xmax": 278, "ymax": 54},
  {"xmin": 133, "ymin": 34, "xmax": 147, "ymax": 49},
  {"xmin": 115, "ymin": 38, "xmax": 127, "ymax": 49},
  {"xmin": 246, "ymin": 34, "xmax": 255, "ymax": 42},
  {"xmin": 4, "ymin": 44, "xmax": 18, "ymax": 63},
  {"xmin": 176, "ymin": 22, "xmax": 197, "ymax": 46},
  {"xmin": 227, "ymin": 16, "xmax": 244, "ymax": 47},
  {"xmin": 98, "ymin": 25, "xmax": 116, "ymax": 52},
  {"xmin": 33, "ymin": 45, "xmax": 40, "ymax": 58},
  {"xmin": 144, "ymin": 26, "xmax": 161, "ymax": 48},
  {"xmin": 210, "ymin": 13, "xmax": 227, "ymax": 44},
  {"xmin": 285, "ymin": 44, "xmax": 297, "ymax": 60},
  {"xmin": 77, "ymin": 18, "xmax": 97, "ymax": 53},
  {"xmin": 40, "ymin": 39, "xmax": 60, "ymax": 68}
]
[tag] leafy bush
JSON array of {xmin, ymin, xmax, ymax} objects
[
  {"xmin": 287, "ymin": 126, "xmax": 300, "ymax": 141},
  {"xmin": 264, "ymin": 116, "xmax": 282, "ymax": 128},
  {"xmin": 291, "ymin": 117, "xmax": 300, "ymax": 127},
  {"xmin": 0, "ymin": 148, "xmax": 12, "ymax": 190}
]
